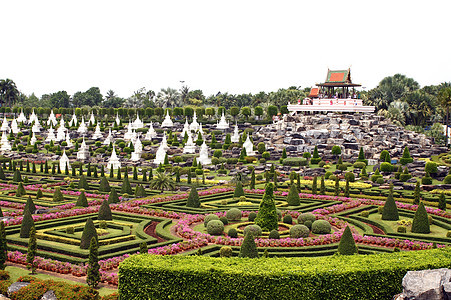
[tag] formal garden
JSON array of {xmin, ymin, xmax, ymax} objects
[{"xmin": 0, "ymin": 103, "xmax": 449, "ymax": 299}]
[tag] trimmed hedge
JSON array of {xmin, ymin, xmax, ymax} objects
[{"xmin": 119, "ymin": 248, "xmax": 451, "ymax": 300}]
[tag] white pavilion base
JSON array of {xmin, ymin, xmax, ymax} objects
[{"xmin": 288, "ymin": 99, "xmax": 375, "ymax": 113}]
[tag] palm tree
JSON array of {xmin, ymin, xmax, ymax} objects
[
  {"xmin": 0, "ymin": 79, "xmax": 19, "ymax": 107},
  {"xmin": 149, "ymin": 171, "xmax": 176, "ymax": 193},
  {"xmin": 156, "ymin": 88, "xmax": 181, "ymax": 109},
  {"xmin": 439, "ymin": 85, "xmax": 451, "ymax": 145}
]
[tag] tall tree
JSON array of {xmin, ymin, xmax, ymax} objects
[
  {"xmin": 26, "ymin": 226, "xmax": 37, "ymax": 274},
  {"xmin": 439, "ymin": 86, "xmax": 451, "ymax": 145},
  {"xmin": 0, "ymin": 79, "xmax": 19, "ymax": 107},
  {"xmin": 87, "ymin": 237, "xmax": 100, "ymax": 288}
]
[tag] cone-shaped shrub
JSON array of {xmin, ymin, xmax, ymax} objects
[
  {"xmin": 78, "ymin": 175, "xmax": 90, "ymax": 190},
  {"xmin": 80, "ymin": 218, "xmax": 98, "ymax": 249},
  {"xmin": 255, "ymin": 183, "xmax": 278, "ymax": 231},
  {"xmin": 98, "ymin": 200, "xmax": 112, "ymax": 220},
  {"xmin": 411, "ymin": 202, "xmax": 430, "ymax": 234},
  {"xmin": 120, "ymin": 176, "xmax": 132, "ymax": 195},
  {"xmin": 20, "ymin": 209, "xmax": 34, "ymax": 238},
  {"xmin": 287, "ymin": 184, "xmax": 300, "ymax": 206},
  {"xmin": 438, "ymin": 193, "xmax": 447, "ymax": 211},
  {"xmin": 76, "ymin": 191, "xmax": 89, "ymax": 207},
  {"xmin": 98, "ymin": 176, "xmax": 111, "ymax": 192},
  {"xmin": 0, "ymin": 207, "xmax": 3, "ymax": 218},
  {"xmin": 36, "ymin": 189, "xmax": 43, "ymax": 199},
  {"xmin": 26, "ymin": 226, "xmax": 37, "ymax": 274},
  {"xmin": 382, "ymin": 191, "xmax": 399, "ymax": 221},
  {"xmin": 239, "ymin": 232, "xmax": 259, "ymax": 258},
  {"xmin": 53, "ymin": 187, "xmax": 64, "ymax": 202},
  {"xmin": 87, "ymin": 237, "xmax": 100, "ymax": 288},
  {"xmin": 233, "ymin": 181, "xmax": 245, "ymax": 198},
  {"xmin": 15, "ymin": 182, "xmax": 26, "ymax": 197},
  {"xmin": 250, "ymin": 169, "xmax": 255, "ymax": 190},
  {"xmin": 186, "ymin": 187, "xmax": 200, "ymax": 208},
  {"xmin": 108, "ymin": 187, "xmax": 120, "ymax": 204},
  {"xmin": 0, "ymin": 221, "xmax": 6, "ymax": 270},
  {"xmin": 337, "ymin": 226, "xmax": 358, "ymax": 255},
  {"xmin": 413, "ymin": 181, "xmax": 421, "ymax": 205},
  {"xmin": 24, "ymin": 196, "xmax": 36, "ymax": 214},
  {"xmin": 0, "ymin": 167, "xmax": 5, "ymax": 180},
  {"xmin": 135, "ymin": 185, "xmax": 147, "ymax": 198},
  {"xmin": 12, "ymin": 170, "xmax": 22, "ymax": 182}
]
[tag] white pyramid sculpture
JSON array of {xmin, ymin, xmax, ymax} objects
[
  {"xmin": 28, "ymin": 109, "xmax": 38, "ymax": 125},
  {"xmin": 32, "ymin": 121, "xmax": 41, "ymax": 133},
  {"xmin": 216, "ymin": 111, "xmax": 229, "ymax": 129},
  {"xmin": 190, "ymin": 111, "xmax": 199, "ymax": 132},
  {"xmin": 243, "ymin": 135, "xmax": 256, "ymax": 156},
  {"xmin": 124, "ymin": 121, "xmax": 133, "ymax": 141},
  {"xmin": 56, "ymin": 117, "xmax": 66, "ymax": 142},
  {"xmin": 65, "ymin": 132, "xmax": 73, "ymax": 148},
  {"xmin": 161, "ymin": 110, "xmax": 173, "ymax": 127},
  {"xmin": 77, "ymin": 117, "xmax": 87, "ymax": 134},
  {"xmin": 198, "ymin": 140, "xmax": 211, "ymax": 165},
  {"xmin": 77, "ymin": 138, "xmax": 90, "ymax": 160},
  {"xmin": 231, "ymin": 123, "xmax": 240, "ymax": 143},
  {"xmin": 183, "ymin": 132, "xmax": 196, "ymax": 154},
  {"xmin": 0, "ymin": 131, "xmax": 11, "ymax": 152},
  {"xmin": 17, "ymin": 109, "xmax": 26, "ymax": 123},
  {"xmin": 30, "ymin": 132, "xmax": 37, "ymax": 146},
  {"xmin": 145, "ymin": 122, "xmax": 157, "ymax": 140},
  {"xmin": 47, "ymin": 110, "xmax": 57, "ymax": 126},
  {"xmin": 104, "ymin": 129, "xmax": 113, "ymax": 145},
  {"xmin": 92, "ymin": 123, "xmax": 103, "ymax": 140},
  {"xmin": 154, "ymin": 142, "xmax": 167, "ymax": 165},
  {"xmin": 198, "ymin": 123, "xmax": 204, "ymax": 138},
  {"xmin": 59, "ymin": 150, "xmax": 71, "ymax": 172},
  {"xmin": 11, "ymin": 118, "xmax": 19, "ymax": 134},
  {"xmin": 181, "ymin": 118, "xmax": 190, "ymax": 137},
  {"xmin": 69, "ymin": 112, "xmax": 78, "ymax": 127},
  {"xmin": 133, "ymin": 113, "xmax": 144, "ymax": 129},
  {"xmin": 131, "ymin": 136, "xmax": 143, "ymax": 161},
  {"xmin": 0, "ymin": 117, "xmax": 9, "ymax": 132},
  {"xmin": 45, "ymin": 126, "xmax": 56, "ymax": 142},
  {"xmin": 115, "ymin": 113, "xmax": 121, "ymax": 126},
  {"xmin": 89, "ymin": 112, "xmax": 95, "ymax": 125},
  {"xmin": 107, "ymin": 146, "xmax": 121, "ymax": 170},
  {"xmin": 160, "ymin": 132, "xmax": 169, "ymax": 151}
]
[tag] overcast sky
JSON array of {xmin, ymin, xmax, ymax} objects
[{"xmin": 1, "ymin": 0, "xmax": 450, "ymax": 99}]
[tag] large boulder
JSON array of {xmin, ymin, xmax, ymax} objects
[{"xmin": 402, "ymin": 268, "xmax": 451, "ymax": 300}]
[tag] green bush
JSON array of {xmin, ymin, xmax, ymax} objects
[
  {"xmin": 376, "ymin": 178, "xmax": 384, "ymax": 184},
  {"xmin": 20, "ymin": 209, "xmax": 34, "ymax": 238},
  {"xmin": 443, "ymin": 175, "xmax": 451, "ymax": 184},
  {"xmin": 226, "ymin": 208, "xmax": 242, "ymax": 221},
  {"xmin": 304, "ymin": 220, "xmax": 313, "ymax": 230},
  {"xmin": 370, "ymin": 169, "xmax": 383, "ymax": 182},
  {"xmin": 381, "ymin": 191, "xmax": 399, "ymax": 221},
  {"xmin": 344, "ymin": 172, "xmax": 355, "ymax": 182},
  {"xmin": 421, "ymin": 173, "xmax": 432, "ymax": 185},
  {"xmin": 397, "ymin": 226, "xmax": 406, "ymax": 233},
  {"xmin": 324, "ymin": 171, "xmax": 333, "ymax": 179},
  {"xmin": 186, "ymin": 187, "xmax": 200, "ymax": 208},
  {"xmin": 337, "ymin": 226, "xmax": 358, "ymax": 255},
  {"xmin": 360, "ymin": 211, "xmax": 370, "ymax": 218},
  {"xmin": 227, "ymin": 228, "xmax": 238, "ymax": 238},
  {"xmin": 289, "ymin": 224, "xmax": 309, "ymax": 238},
  {"xmin": 282, "ymin": 215, "xmax": 292, "ymax": 224},
  {"xmin": 206, "ymin": 220, "xmax": 224, "ymax": 235},
  {"xmin": 297, "ymin": 213, "xmax": 316, "ymax": 224},
  {"xmin": 337, "ymin": 164, "xmax": 348, "ymax": 171},
  {"xmin": 76, "ymin": 191, "xmax": 89, "ymax": 207},
  {"xmin": 411, "ymin": 202, "xmax": 430, "ymax": 234},
  {"xmin": 400, "ymin": 147, "xmax": 413, "ymax": 165},
  {"xmin": 255, "ymin": 183, "xmax": 278, "ymax": 231},
  {"xmin": 399, "ymin": 173, "xmax": 412, "ymax": 182},
  {"xmin": 286, "ymin": 184, "xmax": 300, "ymax": 206},
  {"xmin": 80, "ymin": 218, "xmax": 98, "ymax": 249},
  {"xmin": 269, "ymin": 230, "xmax": 280, "ymax": 239},
  {"xmin": 98, "ymin": 200, "xmax": 112, "ymax": 220},
  {"xmin": 204, "ymin": 214, "xmax": 220, "ymax": 227},
  {"xmin": 311, "ymin": 220, "xmax": 331, "ymax": 234},
  {"xmin": 380, "ymin": 162, "xmax": 394, "ymax": 173},
  {"xmin": 248, "ymin": 212, "xmax": 257, "ymax": 222},
  {"xmin": 329, "ymin": 175, "xmax": 337, "ymax": 181},
  {"xmin": 239, "ymin": 232, "xmax": 259, "ymax": 258},
  {"xmin": 243, "ymin": 224, "xmax": 262, "ymax": 238},
  {"xmin": 219, "ymin": 246, "xmax": 233, "ymax": 258},
  {"xmin": 233, "ymin": 182, "xmax": 245, "ymax": 198},
  {"xmin": 219, "ymin": 216, "xmax": 228, "ymax": 225},
  {"xmin": 282, "ymin": 158, "xmax": 307, "ymax": 166},
  {"xmin": 425, "ymin": 161, "xmax": 438, "ymax": 174}
]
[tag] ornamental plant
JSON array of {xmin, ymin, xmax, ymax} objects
[
  {"xmin": 382, "ymin": 188, "xmax": 399, "ymax": 221},
  {"xmin": 99, "ymin": 176, "xmax": 111, "ymax": 192},
  {"xmin": 356, "ymin": 147, "xmax": 368, "ymax": 165},
  {"xmin": 98, "ymin": 200, "xmax": 112, "ymax": 220},
  {"xmin": 121, "ymin": 176, "xmax": 133, "ymax": 195},
  {"xmin": 239, "ymin": 232, "xmax": 259, "ymax": 258},
  {"xmin": 80, "ymin": 218, "xmax": 98, "ymax": 249},
  {"xmin": 287, "ymin": 184, "xmax": 300, "ymax": 206},
  {"xmin": 310, "ymin": 146, "xmax": 321, "ymax": 164},
  {"xmin": 24, "ymin": 196, "xmax": 36, "ymax": 214},
  {"xmin": 320, "ymin": 176, "xmax": 326, "ymax": 194},
  {"xmin": 0, "ymin": 167, "xmax": 5, "ymax": 180},
  {"xmin": 186, "ymin": 187, "xmax": 200, "ymax": 208},
  {"xmin": 87, "ymin": 237, "xmax": 100, "ymax": 288},
  {"xmin": 108, "ymin": 187, "xmax": 120, "ymax": 204},
  {"xmin": 12, "ymin": 169, "xmax": 22, "ymax": 182},
  {"xmin": 413, "ymin": 181, "xmax": 421, "ymax": 205},
  {"xmin": 36, "ymin": 188, "xmax": 43, "ymax": 199},
  {"xmin": 312, "ymin": 176, "xmax": 318, "ymax": 194},
  {"xmin": 438, "ymin": 193, "xmax": 446, "ymax": 211},
  {"xmin": 250, "ymin": 169, "xmax": 255, "ymax": 190},
  {"xmin": 0, "ymin": 222, "xmax": 7, "ymax": 270},
  {"xmin": 76, "ymin": 191, "xmax": 89, "ymax": 207},
  {"xmin": 411, "ymin": 202, "xmax": 430, "ymax": 234},
  {"xmin": 26, "ymin": 226, "xmax": 37, "ymax": 274},
  {"xmin": 15, "ymin": 182, "xmax": 26, "ymax": 197},
  {"xmin": 20, "ymin": 209, "xmax": 34, "ymax": 238},
  {"xmin": 337, "ymin": 226, "xmax": 358, "ymax": 255},
  {"xmin": 140, "ymin": 242, "xmax": 148, "ymax": 254},
  {"xmin": 234, "ymin": 181, "xmax": 245, "ymax": 199},
  {"xmin": 53, "ymin": 187, "xmax": 64, "ymax": 202},
  {"xmin": 255, "ymin": 183, "xmax": 278, "ymax": 231},
  {"xmin": 135, "ymin": 184, "xmax": 147, "ymax": 198},
  {"xmin": 400, "ymin": 147, "xmax": 413, "ymax": 165},
  {"xmin": 78, "ymin": 175, "xmax": 90, "ymax": 190}
]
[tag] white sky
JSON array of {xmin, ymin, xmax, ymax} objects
[{"xmin": 1, "ymin": 0, "xmax": 450, "ymax": 99}]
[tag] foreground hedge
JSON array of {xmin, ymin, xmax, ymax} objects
[{"xmin": 119, "ymin": 248, "xmax": 451, "ymax": 300}]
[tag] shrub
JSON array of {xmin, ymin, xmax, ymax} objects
[
  {"xmin": 329, "ymin": 175, "xmax": 337, "ymax": 181},
  {"xmin": 337, "ymin": 226, "xmax": 358, "ymax": 255},
  {"xmin": 447, "ymin": 231, "xmax": 451, "ymax": 238},
  {"xmin": 290, "ymin": 224, "xmax": 310, "ymax": 238},
  {"xmin": 227, "ymin": 228, "xmax": 238, "ymax": 238},
  {"xmin": 219, "ymin": 246, "xmax": 233, "ymax": 258},
  {"xmin": 269, "ymin": 230, "xmax": 280, "ymax": 239},
  {"xmin": 286, "ymin": 184, "xmax": 300, "ymax": 206},
  {"xmin": 311, "ymin": 220, "xmax": 331, "ymax": 234},
  {"xmin": 20, "ymin": 209, "xmax": 34, "ymax": 238},
  {"xmin": 219, "ymin": 216, "xmax": 228, "ymax": 225},
  {"xmin": 206, "ymin": 220, "xmax": 224, "ymax": 235},
  {"xmin": 243, "ymin": 224, "xmax": 262, "ymax": 237},
  {"xmin": 421, "ymin": 173, "xmax": 433, "ymax": 185},
  {"xmin": 248, "ymin": 212, "xmax": 257, "ymax": 222},
  {"xmin": 98, "ymin": 200, "xmax": 112, "ymax": 220},
  {"xmin": 226, "ymin": 208, "xmax": 242, "ymax": 221},
  {"xmin": 239, "ymin": 232, "xmax": 259, "ymax": 258},
  {"xmin": 80, "ymin": 218, "xmax": 98, "ymax": 249},
  {"xmin": 186, "ymin": 187, "xmax": 200, "ymax": 208},
  {"xmin": 297, "ymin": 213, "xmax": 316, "ymax": 224},
  {"xmin": 344, "ymin": 172, "xmax": 355, "ymax": 182},
  {"xmin": 233, "ymin": 182, "xmax": 245, "ymax": 198},
  {"xmin": 99, "ymin": 176, "xmax": 111, "ymax": 192},
  {"xmin": 411, "ymin": 202, "xmax": 430, "ymax": 234},
  {"xmin": 78, "ymin": 175, "xmax": 90, "ymax": 189},
  {"xmin": 76, "ymin": 191, "xmax": 89, "ymax": 207},
  {"xmin": 324, "ymin": 171, "xmax": 333, "ymax": 179},
  {"xmin": 399, "ymin": 173, "xmax": 412, "ymax": 182},
  {"xmin": 380, "ymin": 150, "xmax": 390, "ymax": 162},
  {"xmin": 337, "ymin": 164, "xmax": 348, "ymax": 171},
  {"xmin": 376, "ymin": 178, "xmax": 384, "ymax": 184},
  {"xmin": 353, "ymin": 161, "xmax": 366, "ymax": 169},
  {"xmin": 66, "ymin": 226, "xmax": 75, "ymax": 234},
  {"xmin": 380, "ymin": 162, "xmax": 394, "ymax": 173},
  {"xmin": 303, "ymin": 220, "xmax": 313, "ymax": 230},
  {"xmin": 12, "ymin": 169, "xmax": 22, "ymax": 182},
  {"xmin": 425, "ymin": 161, "xmax": 438, "ymax": 174},
  {"xmin": 282, "ymin": 215, "xmax": 293, "ymax": 224},
  {"xmin": 443, "ymin": 175, "xmax": 451, "ymax": 184},
  {"xmin": 282, "ymin": 158, "xmax": 307, "ymax": 166},
  {"xmin": 108, "ymin": 187, "xmax": 120, "ymax": 204},
  {"xmin": 15, "ymin": 182, "xmax": 26, "ymax": 197},
  {"xmin": 255, "ymin": 183, "xmax": 278, "ymax": 231},
  {"xmin": 370, "ymin": 169, "xmax": 382, "ymax": 182},
  {"xmin": 204, "ymin": 214, "xmax": 220, "ymax": 227},
  {"xmin": 397, "ymin": 226, "xmax": 407, "ymax": 233},
  {"xmin": 52, "ymin": 187, "xmax": 64, "ymax": 202},
  {"xmin": 400, "ymin": 147, "xmax": 413, "ymax": 165},
  {"xmin": 360, "ymin": 211, "xmax": 370, "ymax": 218}
]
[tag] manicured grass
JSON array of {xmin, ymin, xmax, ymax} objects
[{"xmin": 5, "ymin": 265, "xmax": 117, "ymax": 297}]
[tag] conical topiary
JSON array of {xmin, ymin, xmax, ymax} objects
[
  {"xmin": 438, "ymin": 193, "xmax": 447, "ymax": 211},
  {"xmin": 78, "ymin": 175, "xmax": 90, "ymax": 190},
  {"xmin": 238, "ymin": 232, "xmax": 259, "ymax": 258},
  {"xmin": 233, "ymin": 181, "xmax": 245, "ymax": 199},
  {"xmin": 120, "ymin": 176, "xmax": 132, "ymax": 195},
  {"xmin": 381, "ymin": 190, "xmax": 399, "ymax": 221},
  {"xmin": 411, "ymin": 202, "xmax": 430, "ymax": 234},
  {"xmin": 186, "ymin": 187, "xmax": 200, "ymax": 208},
  {"xmin": 135, "ymin": 185, "xmax": 147, "ymax": 198},
  {"xmin": 255, "ymin": 183, "xmax": 278, "ymax": 231},
  {"xmin": 286, "ymin": 184, "xmax": 300, "ymax": 206},
  {"xmin": 337, "ymin": 226, "xmax": 358, "ymax": 255},
  {"xmin": 80, "ymin": 218, "xmax": 98, "ymax": 249},
  {"xmin": 15, "ymin": 182, "xmax": 26, "ymax": 197},
  {"xmin": 12, "ymin": 170, "xmax": 22, "ymax": 182},
  {"xmin": 108, "ymin": 187, "xmax": 120, "ymax": 204},
  {"xmin": 53, "ymin": 187, "xmax": 64, "ymax": 202},
  {"xmin": 98, "ymin": 176, "xmax": 111, "ymax": 192},
  {"xmin": 98, "ymin": 200, "xmax": 112, "ymax": 220},
  {"xmin": 0, "ymin": 167, "xmax": 5, "ymax": 180},
  {"xmin": 20, "ymin": 209, "xmax": 34, "ymax": 238},
  {"xmin": 24, "ymin": 196, "xmax": 36, "ymax": 214},
  {"xmin": 76, "ymin": 191, "xmax": 89, "ymax": 207}
]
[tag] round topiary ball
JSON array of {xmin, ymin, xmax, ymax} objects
[
  {"xmin": 283, "ymin": 215, "xmax": 293, "ymax": 224},
  {"xmin": 219, "ymin": 216, "xmax": 229, "ymax": 225},
  {"xmin": 248, "ymin": 212, "xmax": 257, "ymax": 222},
  {"xmin": 269, "ymin": 229, "xmax": 280, "ymax": 239},
  {"xmin": 311, "ymin": 220, "xmax": 331, "ymax": 234},
  {"xmin": 204, "ymin": 214, "xmax": 220, "ymax": 227},
  {"xmin": 243, "ymin": 224, "xmax": 262, "ymax": 238},
  {"xmin": 290, "ymin": 224, "xmax": 310, "ymax": 238},
  {"xmin": 228, "ymin": 228, "xmax": 238, "ymax": 238},
  {"xmin": 219, "ymin": 246, "xmax": 233, "ymax": 257},
  {"xmin": 304, "ymin": 220, "xmax": 313, "ymax": 230},
  {"xmin": 226, "ymin": 208, "xmax": 242, "ymax": 221},
  {"xmin": 206, "ymin": 220, "xmax": 224, "ymax": 235},
  {"xmin": 297, "ymin": 213, "xmax": 316, "ymax": 224}
]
